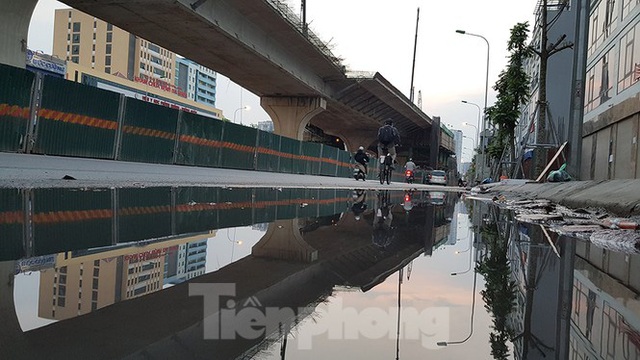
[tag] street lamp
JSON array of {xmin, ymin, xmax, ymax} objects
[
  {"xmin": 463, "ymin": 135, "xmax": 476, "ymax": 149},
  {"xmin": 437, "ymin": 264, "xmax": 478, "ymax": 346},
  {"xmin": 461, "ymin": 100, "xmax": 481, "ymax": 149},
  {"xmin": 457, "ymin": 30, "xmax": 489, "ymax": 180},
  {"xmin": 451, "ymin": 230, "xmax": 473, "ymax": 275},
  {"xmin": 233, "ymin": 105, "xmax": 251, "ymax": 125}
]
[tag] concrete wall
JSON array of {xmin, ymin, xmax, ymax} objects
[{"xmin": 582, "ymin": 95, "xmax": 640, "ymax": 180}]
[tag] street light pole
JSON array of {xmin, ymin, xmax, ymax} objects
[
  {"xmin": 437, "ymin": 263, "xmax": 478, "ymax": 346},
  {"xmin": 457, "ymin": 30, "xmax": 490, "ymax": 181},
  {"xmin": 461, "ymin": 100, "xmax": 481, "ymax": 150},
  {"xmin": 233, "ymin": 105, "xmax": 251, "ymax": 125}
]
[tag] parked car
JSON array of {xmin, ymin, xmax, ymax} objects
[{"xmin": 424, "ymin": 170, "xmax": 447, "ymax": 185}]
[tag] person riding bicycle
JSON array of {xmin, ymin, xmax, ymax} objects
[
  {"xmin": 354, "ymin": 146, "xmax": 370, "ymax": 175},
  {"xmin": 372, "ymin": 191, "xmax": 394, "ymax": 249},
  {"xmin": 377, "ymin": 118, "xmax": 401, "ymax": 169}
]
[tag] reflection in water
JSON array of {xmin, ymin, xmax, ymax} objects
[
  {"xmin": 474, "ymin": 199, "xmax": 640, "ymax": 359},
  {"xmin": 0, "ymin": 186, "xmax": 458, "ymax": 359}
]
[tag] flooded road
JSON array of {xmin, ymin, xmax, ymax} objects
[{"xmin": 0, "ymin": 186, "xmax": 639, "ymax": 359}]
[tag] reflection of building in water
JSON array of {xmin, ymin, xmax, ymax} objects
[
  {"xmin": 569, "ymin": 250, "xmax": 640, "ymax": 358},
  {"xmin": 37, "ymin": 233, "xmax": 211, "ymax": 321},
  {"xmin": 164, "ymin": 236, "xmax": 210, "ymax": 285},
  {"xmin": 252, "ymin": 223, "xmax": 269, "ymax": 232}
]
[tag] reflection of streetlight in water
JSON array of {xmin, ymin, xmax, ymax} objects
[
  {"xmin": 226, "ymin": 228, "xmax": 243, "ymax": 262},
  {"xmin": 437, "ymin": 267, "xmax": 478, "ymax": 347},
  {"xmin": 451, "ymin": 230, "xmax": 474, "ymax": 276}
]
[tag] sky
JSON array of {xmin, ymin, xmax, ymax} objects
[{"xmin": 28, "ymin": 0, "xmax": 538, "ymax": 162}]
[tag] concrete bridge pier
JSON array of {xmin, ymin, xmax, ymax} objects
[
  {"xmin": 252, "ymin": 219, "xmax": 318, "ymax": 262},
  {"xmin": 0, "ymin": 0, "xmax": 38, "ymax": 68},
  {"xmin": 0, "ymin": 261, "xmax": 25, "ymax": 351},
  {"xmin": 261, "ymin": 97, "xmax": 326, "ymax": 140}
]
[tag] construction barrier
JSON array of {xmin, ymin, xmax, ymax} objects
[{"xmin": 0, "ymin": 64, "xmax": 402, "ymax": 180}]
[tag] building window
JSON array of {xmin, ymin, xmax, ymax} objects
[
  {"xmin": 93, "ymin": 20, "xmax": 97, "ymax": 28},
  {"xmin": 107, "ymin": 23, "xmax": 113, "ymax": 31},
  {"xmin": 93, "ymin": 33, "xmax": 96, "ymax": 40},
  {"xmin": 93, "ymin": 267, "xmax": 100, "ymax": 277},
  {"xmin": 68, "ymin": 11, "xmax": 72, "ymax": 18},
  {"xmin": 72, "ymin": 34, "xmax": 80, "ymax": 43},
  {"xmin": 73, "ymin": 22, "xmax": 81, "ymax": 32},
  {"xmin": 92, "ymin": 44, "xmax": 95, "ymax": 51},
  {"xmin": 105, "ymin": 56, "xmax": 111, "ymax": 66},
  {"xmin": 67, "ymin": 22, "xmax": 71, "ymax": 30},
  {"xmin": 71, "ymin": 45, "xmax": 80, "ymax": 55},
  {"xmin": 67, "ymin": 34, "xmax": 70, "ymax": 41},
  {"xmin": 105, "ymin": 67, "xmax": 111, "ymax": 74},
  {"xmin": 617, "ymin": 24, "xmax": 640, "ymax": 93},
  {"xmin": 106, "ymin": 44, "xmax": 112, "ymax": 55},
  {"xmin": 58, "ymin": 297, "xmax": 66, "ymax": 307},
  {"xmin": 106, "ymin": 32, "xmax": 112, "ymax": 43},
  {"xmin": 91, "ymin": 55, "xmax": 95, "ymax": 63}
]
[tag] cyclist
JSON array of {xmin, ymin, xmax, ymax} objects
[{"xmin": 377, "ymin": 118, "xmax": 401, "ymax": 169}]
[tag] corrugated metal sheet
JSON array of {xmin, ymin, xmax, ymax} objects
[
  {"xmin": 34, "ymin": 77, "xmax": 120, "ymax": 158},
  {"xmin": 176, "ymin": 112, "xmax": 223, "ymax": 167},
  {"xmin": 219, "ymin": 122, "xmax": 257, "ymax": 170},
  {"xmin": 297, "ymin": 188, "xmax": 319, "ymax": 218},
  {"xmin": 0, "ymin": 188, "xmax": 25, "ymax": 260},
  {"xmin": 0, "ymin": 64, "xmax": 33, "ymax": 152},
  {"xmin": 217, "ymin": 187, "xmax": 253, "ymax": 228},
  {"xmin": 275, "ymin": 188, "xmax": 297, "ymax": 219},
  {"xmin": 256, "ymin": 130, "xmax": 280, "ymax": 172},
  {"xmin": 319, "ymin": 145, "xmax": 338, "ymax": 176},
  {"xmin": 337, "ymin": 150, "xmax": 352, "ymax": 177},
  {"xmin": 300, "ymin": 142, "xmax": 322, "ymax": 175},
  {"xmin": 175, "ymin": 187, "xmax": 219, "ymax": 233},
  {"xmin": 317, "ymin": 189, "xmax": 337, "ymax": 216},
  {"xmin": 253, "ymin": 188, "xmax": 277, "ymax": 224},
  {"xmin": 120, "ymin": 98, "xmax": 178, "ymax": 164},
  {"xmin": 117, "ymin": 187, "xmax": 172, "ymax": 243},
  {"xmin": 279, "ymin": 136, "xmax": 299, "ymax": 174},
  {"xmin": 32, "ymin": 188, "xmax": 113, "ymax": 255}
]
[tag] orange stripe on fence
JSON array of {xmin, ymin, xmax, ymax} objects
[
  {"xmin": 0, "ymin": 211, "xmax": 24, "ymax": 224},
  {"xmin": 0, "ymin": 104, "xmax": 30, "ymax": 119},
  {"xmin": 32, "ymin": 209, "xmax": 113, "ymax": 224},
  {"xmin": 122, "ymin": 125, "xmax": 176, "ymax": 140},
  {"xmin": 179, "ymin": 135, "xmax": 222, "ymax": 148},
  {"xmin": 37, "ymin": 108, "xmax": 118, "ymax": 130}
]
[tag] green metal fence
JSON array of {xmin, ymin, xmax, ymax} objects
[
  {"xmin": 0, "ymin": 188, "xmax": 25, "ymax": 260},
  {"xmin": 32, "ymin": 188, "xmax": 113, "ymax": 255},
  {"xmin": 34, "ymin": 77, "xmax": 120, "ymax": 158},
  {"xmin": 175, "ymin": 187, "xmax": 219, "ymax": 233},
  {"xmin": 117, "ymin": 187, "xmax": 172, "ymax": 243},
  {"xmin": 0, "ymin": 64, "xmax": 33, "ymax": 152},
  {"xmin": 256, "ymin": 130, "xmax": 280, "ymax": 172},
  {"xmin": 219, "ymin": 122, "xmax": 257, "ymax": 170},
  {"xmin": 176, "ymin": 112, "xmax": 224, "ymax": 167},
  {"xmin": 120, "ymin": 99, "xmax": 178, "ymax": 164}
]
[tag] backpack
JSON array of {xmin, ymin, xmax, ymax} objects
[{"xmin": 378, "ymin": 125, "xmax": 395, "ymax": 145}]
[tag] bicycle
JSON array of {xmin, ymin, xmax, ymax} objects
[{"xmin": 378, "ymin": 146, "xmax": 393, "ymax": 185}]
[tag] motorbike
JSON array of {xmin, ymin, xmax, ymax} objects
[
  {"xmin": 404, "ymin": 169, "xmax": 414, "ymax": 183},
  {"xmin": 353, "ymin": 166, "xmax": 366, "ymax": 181}
]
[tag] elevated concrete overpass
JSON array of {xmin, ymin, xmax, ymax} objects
[{"xmin": 1, "ymin": 0, "xmax": 453, "ymax": 164}]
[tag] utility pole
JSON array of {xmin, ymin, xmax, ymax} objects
[
  {"xmin": 409, "ymin": 7, "xmax": 419, "ymax": 103},
  {"xmin": 301, "ymin": 0, "xmax": 307, "ymax": 37}
]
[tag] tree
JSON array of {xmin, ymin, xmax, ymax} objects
[
  {"xmin": 531, "ymin": 0, "xmax": 573, "ymax": 178},
  {"xmin": 485, "ymin": 22, "xmax": 532, "ymax": 179}
]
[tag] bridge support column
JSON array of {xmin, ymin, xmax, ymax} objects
[
  {"xmin": 261, "ymin": 97, "xmax": 326, "ymax": 140},
  {"xmin": 0, "ymin": 0, "xmax": 38, "ymax": 68},
  {"xmin": 0, "ymin": 261, "xmax": 24, "ymax": 350},
  {"xmin": 252, "ymin": 219, "xmax": 318, "ymax": 262}
]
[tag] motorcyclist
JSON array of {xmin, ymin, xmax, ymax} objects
[
  {"xmin": 404, "ymin": 158, "xmax": 416, "ymax": 172},
  {"xmin": 377, "ymin": 119, "xmax": 401, "ymax": 169},
  {"xmin": 351, "ymin": 189, "xmax": 367, "ymax": 221},
  {"xmin": 354, "ymin": 146, "xmax": 370, "ymax": 176}
]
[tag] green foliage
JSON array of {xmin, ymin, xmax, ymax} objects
[
  {"xmin": 485, "ymin": 22, "xmax": 531, "ymax": 170},
  {"xmin": 476, "ymin": 221, "xmax": 517, "ymax": 360}
]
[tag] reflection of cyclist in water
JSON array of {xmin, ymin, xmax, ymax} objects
[
  {"xmin": 351, "ymin": 189, "xmax": 367, "ymax": 221},
  {"xmin": 372, "ymin": 190, "xmax": 394, "ymax": 249}
]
